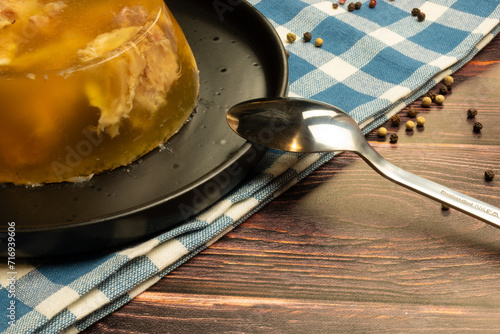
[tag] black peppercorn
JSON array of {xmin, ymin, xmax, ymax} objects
[
  {"xmin": 411, "ymin": 8, "xmax": 420, "ymax": 16},
  {"xmin": 467, "ymin": 108, "xmax": 477, "ymax": 119},
  {"xmin": 303, "ymin": 32, "xmax": 312, "ymax": 42},
  {"xmin": 473, "ymin": 122, "xmax": 483, "ymax": 133},
  {"xmin": 441, "ymin": 204, "xmax": 450, "ymax": 211},
  {"xmin": 332, "ymin": 3, "xmax": 339, "ymax": 9},
  {"xmin": 355, "ymin": 2, "xmax": 362, "ymax": 9},
  {"xmin": 485, "ymin": 170, "xmax": 495, "ymax": 181},
  {"xmin": 347, "ymin": 2, "xmax": 355, "ymax": 11},
  {"xmin": 407, "ymin": 106, "xmax": 418, "ymax": 117},
  {"xmin": 390, "ymin": 114, "xmax": 401, "ymax": 126},
  {"xmin": 426, "ymin": 91, "xmax": 436, "ymax": 101},
  {"xmin": 417, "ymin": 12, "xmax": 426, "ymax": 22},
  {"xmin": 389, "ymin": 133, "xmax": 399, "ymax": 144},
  {"xmin": 439, "ymin": 84, "xmax": 448, "ymax": 95}
]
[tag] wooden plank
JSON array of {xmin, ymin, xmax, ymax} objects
[{"xmin": 88, "ymin": 293, "xmax": 500, "ymax": 333}]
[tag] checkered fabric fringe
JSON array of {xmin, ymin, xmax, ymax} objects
[{"xmin": 1, "ymin": 1, "xmax": 499, "ymax": 333}]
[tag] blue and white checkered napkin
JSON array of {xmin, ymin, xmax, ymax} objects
[{"xmin": 2, "ymin": 1, "xmax": 500, "ymax": 333}]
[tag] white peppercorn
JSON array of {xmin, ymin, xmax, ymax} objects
[
  {"xmin": 421, "ymin": 96, "xmax": 432, "ymax": 107},
  {"xmin": 377, "ymin": 127, "xmax": 388, "ymax": 137},
  {"xmin": 434, "ymin": 94, "xmax": 445, "ymax": 105},
  {"xmin": 416, "ymin": 116, "xmax": 425, "ymax": 127}
]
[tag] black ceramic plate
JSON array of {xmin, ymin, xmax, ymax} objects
[{"xmin": 0, "ymin": 0, "xmax": 288, "ymax": 257}]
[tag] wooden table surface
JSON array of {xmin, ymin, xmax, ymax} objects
[{"xmin": 84, "ymin": 33, "xmax": 500, "ymax": 334}]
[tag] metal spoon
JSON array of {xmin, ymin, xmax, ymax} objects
[{"xmin": 227, "ymin": 97, "xmax": 500, "ymax": 228}]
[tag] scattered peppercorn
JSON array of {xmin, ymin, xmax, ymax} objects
[
  {"xmin": 416, "ymin": 116, "xmax": 426, "ymax": 127},
  {"xmin": 285, "ymin": 50, "xmax": 290, "ymax": 59},
  {"xmin": 377, "ymin": 127, "xmax": 388, "ymax": 137},
  {"xmin": 473, "ymin": 122, "xmax": 483, "ymax": 133},
  {"xmin": 407, "ymin": 106, "xmax": 418, "ymax": 117},
  {"xmin": 439, "ymin": 84, "xmax": 448, "ymax": 95},
  {"xmin": 347, "ymin": 2, "xmax": 355, "ymax": 11},
  {"xmin": 443, "ymin": 75, "xmax": 454, "ymax": 89},
  {"xmin": 406, "ymin": 120, "xmax": 416, "ymax": 131},
  {"xmin": 303, "ymin": 32, "xmax": 312, "ymax": 42},
  {"xmin": 441, "ymin": 204, "xmax": 450, "ymax": 211},
  {"xmin": 422, "ymin": 96, "xmax": 432, "ymax": 107},
  {"xmin": 467, "ymin": 107, "xmax": 477, "ymax": 119},
  {"xmin": 390, "ymin": 114, "xmax": 401, "ymax": 126},
  {"xmin": 411, "ymin": 8, "xmax": 420, "ymax": 16},
  {"xmin": 417, "ymin": 12, "xmax": 426, "ymax": 22},
  {"xmin": 339, "ymin": 0, "xmax": 346, "ymax": 4},
  {"xmin": 389, "ymin": 133, "xmax": 399, "ymax": 143},
  {"xmin": 286, "ymin": 33, "xmax": 297, "ymax": 43},
  {"xmin": 426, "ymin": 91, "xmax": 436, "ymax": 101},
  {"xmin": 485, "ymin": 170, "xmax": 495, "ymax": 181},
  {"xmin": 434, "ymin": 94, "xmax": 445, "ymax": 105},
  {"xmin": 369, "ymin": 0, "xmax": 377, "ymax": 8},
  {"xmin": 332, "ymin": 3, "xmax": 339, "ymax": 9},
  {"xmin": 355, "ymin": 2, "xmax": 362, "ymax": 9},
  {"xmin": 315, "ymin": 38, "xmax": 323, "ymax": 47}
]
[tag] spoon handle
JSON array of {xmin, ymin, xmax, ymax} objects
[{"xmin": 357, "ymin": 142, "xmax": 500, "ymax": 228}]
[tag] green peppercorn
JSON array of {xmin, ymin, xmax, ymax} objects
[
  {"xmin": 485, "ymin": 170, "xmax": 495, "ymax": 181},
  {"xmin": 417, "ymin": 12, "xmax": 426, "ymax": 22},
  {"xmin": 354, "ymin": 1, "xmax": 362, "ymax": 9},
  {"xmin": 434, "ymin": 94, "xmax": 445, "ymax": 105},
  {"xmin": 303, "ymin": 32, "xmax": 312, "ymax": 42},
  {"xmin": 467, "ymin": 107, "xmax": 477, "ymax": 119},
  {"xmin": 473, "ymin": 122, "xmax": 483, "ymax": 133},
  {"xmin": 389, "ymin": 133, "xmax": 399, "ymax": 143},
  {"xmin": 286, "ymin": 32, "xmax": 297, "ymax": 43},
  {"xmin": 411, "ymin": 8, "xmax": 420, "ymax": 16},
  {"xmin": 390, "ymin": 114, "xmax": 401, "ymax": 126},
  {"xmin": 439, "ymin": 84, "xmax": 448, "ymax": 95},
  {"xmin": 407, "ymin": 106, "xmax": 418, "ymax": 117},
  {"xmin": 421, "ymin": 96, "xmax": 432, "ymax": 107}
]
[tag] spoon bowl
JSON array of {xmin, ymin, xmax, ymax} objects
[
  {"xmin": 226, "ymin": 98, "xmax": 362, "ymax": 153},
  {"xmin": 227, "ymin": 97, "xmax": 500, "ymax": 229}
]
